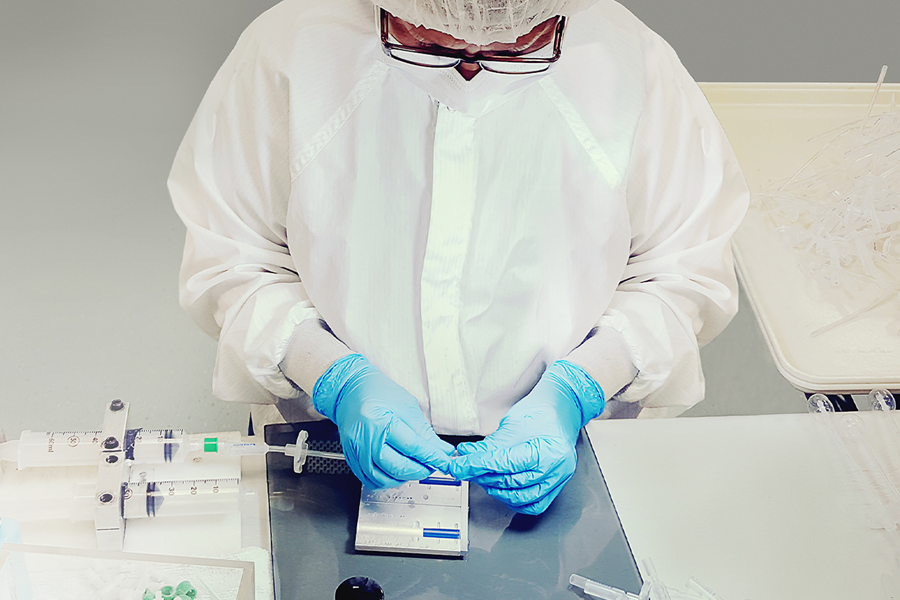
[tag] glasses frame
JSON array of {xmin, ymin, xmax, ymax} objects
[{"xmin": 379, "ymin": 7, "xmax": 567, "ymax": 74}]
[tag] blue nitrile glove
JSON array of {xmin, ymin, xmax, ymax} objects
[
  {"xmin": 447, "ymin": 360, "xmax": 605, "ymax": 515},
  {"xmin": 312, "ymin": 353, "xmax": 455, "ymax": 489}
]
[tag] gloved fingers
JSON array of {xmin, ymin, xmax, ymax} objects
[
  {"xmin": 447, "ymin": 441, "xmax": 540, "ymax": 480},
  {"xmin": 385, "ymin": 419, "xmax": 454, "ymax": 473},
  {"xmin": 454, "ymin": 440, "xmax": 494, "ymax": 455},
  {"xmin": 374, "ymin": 443, "xmax": 435, "ymax": 482},
  {"xmin": 391, "ymin": 404, "xmax": 457, "ymax": 456},
  {"xmin": 425, "ymin": 431, "xmax": 456, "ymax": 456},
  {"xmin": 457, "ymin": 467, "xmax": 548, "ymax": 489},
  {"xmin": 455, "ymin": 427, "xmax": 523, "ymax": 456},
  {"xmin": 481, "ymin": 472, "xmax": 573, "ymax": 515},
  {"xmin": 344, "ymin": 451, "xmax": 408, "ymax": 490},
  {"xmin": 459, "ymin": 448, "xmax": 573, "ymax": 487},
  {"xmin": 340, "ymin": 427, "xmax": 419, "ymax": 489},
  {"xmin": 410, "ymin": 425, "xmax": 456, "ymax": 458}
]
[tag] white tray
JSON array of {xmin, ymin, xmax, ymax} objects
[{"xmin": 700, "ymin": 82, "xmax": 900, "ymax": 394}]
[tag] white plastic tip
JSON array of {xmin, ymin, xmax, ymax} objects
[{"xmin": 0, "ymin": 440, "xmax": 18, "ymax": 463}]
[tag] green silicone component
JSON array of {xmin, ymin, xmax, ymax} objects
[
  {"xmin": 160, "ymin": 585, "xmax": 175, "ymax": 599},
  {"xmin": 176, "ymin": 581, "xmax": 197, "ymax": 598},
  {"xmin": 204, "ymin": 438, "xmax": 218, "ymax": 452},
  {"xmin": 143, "ymin": 589, "xmax": 155, "ymax": 600}
]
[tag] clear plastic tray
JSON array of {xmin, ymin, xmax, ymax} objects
[
  {"xmin": 701, "ymin": 82, "xmax": 900, "ymax": 394},
  {"xmin": 0, "ymin": 543, "xmax": 254, "ymax": 600}
]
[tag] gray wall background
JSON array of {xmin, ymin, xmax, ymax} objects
[{"xmin": 1, "ymin": 0, "xmax": 897, "ymax": 438}]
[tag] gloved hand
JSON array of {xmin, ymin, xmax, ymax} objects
[
  {"xmin": 447, "ymin": 360, "xmax": 605, "ymax": 515},
  {"xmin": 312, "ymin": 353, "xmax": 455, "ymax": 489}
]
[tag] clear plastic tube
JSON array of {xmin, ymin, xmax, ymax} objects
[
  {"xmin": 810, "ymin": 288, "xmax": 900, "ymax": 338},
  {"xmin": 568, "ymin": 574, "xmax": 638, "ymax": 600},
  {"xmin": 686, "ymin": 577, "xmax": 724, "ymax": 600},
  {"xmin": 839, "ymin": 415, "xmax": 900, "ymax": 530},
  {"xmin": 866, "ymin": 65, "xmax": 889, "ymax": 120},
  {"xmin": 640, "ymin": 558, "xmax": 672, "ymax": 600},
  {"xmin": 809, "ymin": 397, "xmax": 900, "ymax": 550},
  {"xmin": 757, "ymin": 68, "xmax": 900, "ymax": 312}
]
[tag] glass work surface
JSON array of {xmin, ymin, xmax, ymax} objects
[{"xmin": 266, "ymin": 421, "xmax": 640, "ymax": 600}]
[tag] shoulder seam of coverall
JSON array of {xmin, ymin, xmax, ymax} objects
[
  {"xmin": 290, "ymin": 61, "xmax": 390, "ymax": 182},
  {"xmin": 537, "ymin": 77, "xmax": 625, "ymax": 193}
]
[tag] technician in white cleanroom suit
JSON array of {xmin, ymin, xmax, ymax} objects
[{"xmin": 169, "ymin": 0, "xmax": 749, "ymax": 514}]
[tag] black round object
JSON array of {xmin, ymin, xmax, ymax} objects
[{"xmin": 335, "ymin": 577, "xmax": 384, "ymax": 600}]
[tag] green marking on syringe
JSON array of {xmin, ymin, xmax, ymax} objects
[{"xmin": 204, "ymin": 438, "xmax": 218, "ymax": 453}]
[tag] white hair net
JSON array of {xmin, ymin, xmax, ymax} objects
[{"xmin": 375, "ymin": 0, "xmax": 600, "ymax": 45}]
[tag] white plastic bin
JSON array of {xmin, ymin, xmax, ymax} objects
[{"xmin": 700, "ymin": 82, "xmax": 900, "ymax": 394}]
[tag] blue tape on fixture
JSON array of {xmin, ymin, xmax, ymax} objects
[
  {"xmin": 423, "ymin": 528, "xmax": 460, "ymax": 539},
  {"xmin": 418, "ymin": 477, "xmax": 461, "ymax": 486}
]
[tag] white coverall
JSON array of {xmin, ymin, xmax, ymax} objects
[{"xmin": 169, "ymin": 0, "xmax": 750, "ymax": 436}]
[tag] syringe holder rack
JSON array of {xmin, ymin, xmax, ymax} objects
[{"xmin": 94, "ymin": 399, "xmax": 130, "ymax": 550}]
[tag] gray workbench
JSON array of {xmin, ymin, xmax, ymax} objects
[{"xmin": 265, "ymin": 421, "xmax": 640, "ymax": 600}]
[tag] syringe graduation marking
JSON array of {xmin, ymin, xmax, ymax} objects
[
  {"xmin": 127, "ymin": 478, "xmax": 240, "ymax": 518},
  {"xmin": 163, "ymin": 429, "xmax": 174, "ymax": 462},
  {"xmin": 146, "ymin": 478, "xmax": 240, "ymax": 486},
  {"xmin": 147, "ymin": 482, "xmax": 158, "ymax": 517},
  {"xmin": 124, "ymin": 428, "xmax": 183, "ymax": 462}
]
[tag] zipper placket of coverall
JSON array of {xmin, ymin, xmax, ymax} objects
[{"xmin": 420, "ymin": 103, "xmax": 480, "ymax": 434}]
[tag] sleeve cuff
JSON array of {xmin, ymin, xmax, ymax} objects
[
  {"xmin": 279, "ymin": 318, "xmax": 354, "ymax": 396},
  {"xmin": 565, "ymin": 326, "xmax": 639, "ymax": 404}
]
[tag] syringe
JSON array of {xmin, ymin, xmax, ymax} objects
[
  {"xmin": 0, "ymin": 429, "xmax": 199, "ymax": 469},
  {"xmin": 0, "ymin": 477, "xmax": 242, "ymax": 522},
  {"xmin": 0, "ymin": 429, "xmax": 343, "ymax": 473},
  {"xmin": 202, "ymin": 430, "xmax": 345, "ymax": 474}
]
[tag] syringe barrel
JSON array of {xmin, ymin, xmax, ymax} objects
[
  {"xmin": 11, "ymin": 429, "xmax": 190, "ymax": 469},
  {"xmin": 123, "ymin": 479, "xmax": 241, "ymax": 519},
  {"xmin": 15, "ymin": 430, "xmax": 103, "ymax": 469},
  {"xmin": 127, "ymin": 429, "xmax": 187, "ymax": 463},
  {"xmin": 0, "ymin": 480, "xmax": 240, "ymax": 522}
]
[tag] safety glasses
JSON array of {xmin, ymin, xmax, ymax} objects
[{"xmin": 379, "ymin": 8, "xmax": 566, "ymax": 75}]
